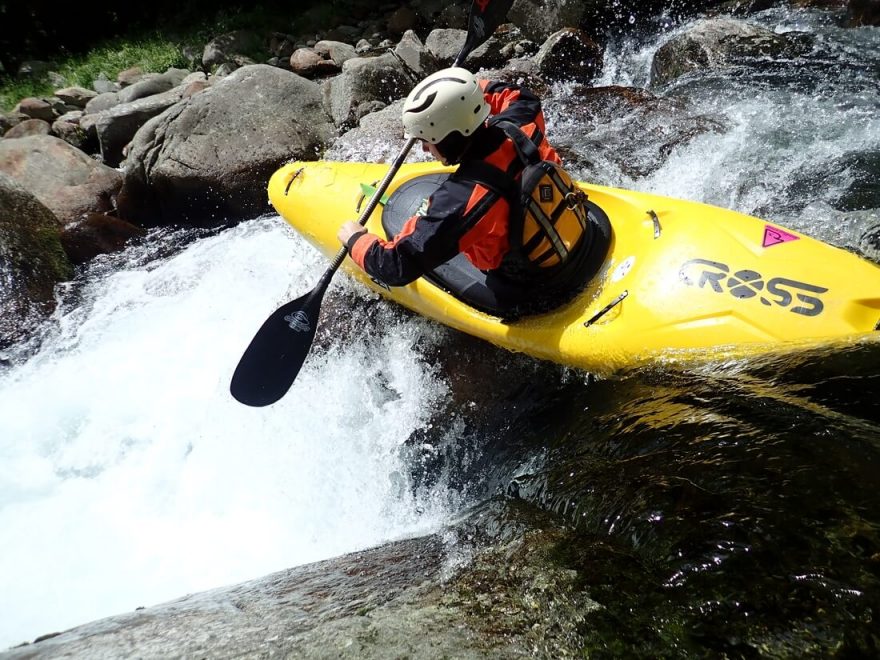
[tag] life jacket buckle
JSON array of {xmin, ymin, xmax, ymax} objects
[{"xmin": 565, "ymin": 190, "xmax": 586, "ymax": 210}]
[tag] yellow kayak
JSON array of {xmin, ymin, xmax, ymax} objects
[{"xmin": 268, "ymin": 160, "xmax": 880, "ymax": 373}]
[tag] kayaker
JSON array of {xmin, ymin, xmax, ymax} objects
[{"xmin": 337, "ymin": 67, "xmax": 609, "ymax": 318}]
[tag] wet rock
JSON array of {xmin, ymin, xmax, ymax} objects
[
  {"xmin": 547, "ymin": 85, "xmax": 726, "ymax": 181},
  {"xmin": 0, "ymin": 498, "xmax": 601, "ymax": 659},
  {"xmin": 118, "ymin": 64, "xmax": 335, "ymax": 227},
  {"xmin": 650, "ymin": 17, "xmax": 815, "ymax": 87},
  {"xmin": 325, "ymin": 99, "xmax": 409, "ymax": 163},
  {"xmin": 509, "ymin": 0, "xmax": 594, "ymax": 42},
  {"xmin": 534, "ymin": 28, "xmax": 604, "ymax": 83},
  {"xmin": 59, "ymin": 212, "xmax": 146, "ymax": 265},
  {"xmin": 0, "ymin": 135, "xmax": 122, "ymax": 226},
  {"xmin": 3, "ymin": 118, "xmax": 52, "ymax": 139},
  {"xmin": 847, "ymin": 0, "xmax": 880, "ymax": 25},
  {"xmin": 0, "ymin": 173, "xmax": 72, "ymax": 349}
]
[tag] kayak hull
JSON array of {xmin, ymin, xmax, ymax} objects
[{"xmin": 268, "ymin": 160, "xmax": 880, "ymax": 373}]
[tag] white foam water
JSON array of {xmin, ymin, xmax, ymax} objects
[{"xmin": 0, "ymin": 218, "xmax": 453, "ymax": 649}]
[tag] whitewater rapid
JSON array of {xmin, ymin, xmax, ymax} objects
[
  {"xmin": 2, "ymin": 5, "xmax": 878, "ymax": 651},
  {"xmin": 0, "ymin": 219, "xmax": 453, "ymax": 648}
]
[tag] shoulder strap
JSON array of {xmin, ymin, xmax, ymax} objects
[
  {"xmin": 453, "ymin": 160, "xmax": 520, "ymax": 205},
  {"xmin": 487, "ymin": 118, "xmax": 543, "ymax": 166}
]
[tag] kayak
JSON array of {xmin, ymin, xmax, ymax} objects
[{"xmin": 268, "ymin": 160, "xmax": 880, "ymax": 374}]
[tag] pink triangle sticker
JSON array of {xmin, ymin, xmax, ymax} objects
[{"xmin": 763, "ymin": 225, "xmax": 800, "ymax": 248}]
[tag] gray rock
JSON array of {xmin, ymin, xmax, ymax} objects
[
  {"xmin": 323, "ymin": 53, "xmax": 411, "ymax": 129},
  {"xmin": 203, "ymin": 30, "xmax": 264, "ymax": 70},
  {"xmin": 91, "ymin": 74, "xmax": 118, "ymax": 94},
  {"xmin": 650, "ymin": 17, "xmax": 815, "ymax": 87},
  {"xmin": 84, "ymin": 91, "xmax": 121, "ymax": 114},
  {"xmin": 0, "ymin": 135, "xmax": 122, "ymax": 226},
  {"xmin": 314, "ymin": 40, "xmax": 358, "ymax": 67},
  {"xmin": 116, "ymin": 73, "xmax": 171, "ymax": 105},
  {"xmin": 393, "ymin": 30, "xmax": 440, "ymax": 77},
  {"xmin": 117, "ymin": 64, "xmax": 335, "ymax": 227},
  {"xmin": 53, "ymin": 86, "xmax": 98, "ymax": 108},
  {"xmin": 534, "ymin": 28, "xmax": 604, "ymax": 83},
  {"xmin": 51, "ymin": 118, "xmax": 90, "ymax": 151},
  {"xmin": 424, "ymin": 28, "xmax": 506, "ymax": 69},
  {"xmin": 509, "ymin": 0, "xmax": 594, "ymax": 42},
  {"xmin": 0, "ymin": 112, "xmax": 27, "ymax": 134},
  {"xmin": 94, "ymin": 86, "xmax": 187, "ymax": 167},
  {"xmin": 0, "ymin": 499, "xmax": 600, "ymax": 659}
]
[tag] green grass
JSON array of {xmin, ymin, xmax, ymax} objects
[
  {"xmin": 0, "ymin": 1, "xmax": 345, "ymax": 112},
  {"xmin": 0, "ymin": 34, "xmax": 193, "ymax": 111}
]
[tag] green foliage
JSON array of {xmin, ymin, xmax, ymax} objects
[
  {"xmin": 0, "ymin": 0, "xmax": 360, "ymax": 111},
  {"xmin": 0, "ymin": 33, "xmax": 190, "ymax": 111}
]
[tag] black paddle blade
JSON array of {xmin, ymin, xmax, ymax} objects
[
  {"xmin": 458, "ymin": 0, "xmax": 515, "ymax": 65},
  {"xmin": 230, "ymin": 292, "xmax": 322, "ymax": 407}
]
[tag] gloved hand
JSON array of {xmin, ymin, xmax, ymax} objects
[{"xmin": 337, "ymin": 221, "xmax": 366, "ymax": 248}]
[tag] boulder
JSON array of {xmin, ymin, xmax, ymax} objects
[
  {"xmin": 203, "ymin": 30, "xmax": 264, "ymax": 70},
  {"xmin": 534, "ymin": 28, "xmax": 604, "ymax": 83},
  {"xmin": 424, "ymin": 28, "xmax": 507, "ymax": 70},
  {"xmin": 84, "ymin": 91, "xmax": 121, "ymax": 114},
  {"xmin": 393, "ymin": 30, "xmax": 440, "ymax": 77},
  {"xmin": 325, "ymin": 100, "xmax": 412, "ymax": 163},
  {"xmin": 87, "ymin": 85, "xmax": 186, "ymax": 167},
  {"xmin": 650, "ymin": 17, "xmax": 814, "ymax": 87},
  {"xmin": 15, "ymin": 97, "xmax": 55, "ymax": 121},
  {"xmin": 54, "ymin": 86, "xmax": 98, "ymax": 108},
  {"xmin": 59, "ymin": 212, "xmax": 146, "ymax": 265},
  {"xmin": 4, "ymin": 118, "xmax": 52, "ymax": 139},
  {"xmin": 314, "ymin": 40, "xmax": 358, "ymax": 68},
  {"xmin": 51, "ymin": 117, "xmax": 90, "ymax": 151},
  {"xmin": 290, "ymin": 48, "xmax": 341, "ymax": 78},
  {"xmin": 0, "ymin": 135, "xmax": 122, "ymax": 226},
  {"xmin": 847, "ymin": 0, "xmax": 880, "ymax": 25},
  {"xmin": 118, "ymin": 65, "xmax": 335, "ymax": 227},
  {"xmin": 548, "ymin": 85, "xmax": 727, "ymax": 181},
  {"xmin": 0, "ymin": 173, "xmax": 72, "ymax": 349},
  {"xmin": 323, "ymin": 53, "xmax": 412, "ymax": 129},
  {"xmin": 508, "ymin": 0, "xmax": 594, "ymax": 42}
]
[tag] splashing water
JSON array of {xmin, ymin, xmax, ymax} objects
[{"xmin": 0, "ymin": 218, "xmax": 453, "ymax": 648}]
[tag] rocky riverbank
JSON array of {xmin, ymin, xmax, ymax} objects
[{"xmin": 1, "ymin": 0, "xmax": 876, "ymax": 350}]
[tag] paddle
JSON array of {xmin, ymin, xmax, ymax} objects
[{"xmin": 230, "ymin": 0, "xmax": 513, "ymax": 407}]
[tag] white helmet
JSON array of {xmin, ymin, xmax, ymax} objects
[{"xmin": 402, "ymin": 67, "xmax": 490, "ymax": 144}]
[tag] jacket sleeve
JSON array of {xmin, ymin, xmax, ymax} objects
[
  {"xmin": 480, "ymin": 80, "xmax": 544, "ymax": 130},
  {"xmin": 346, "ymin": 181, "xmax": 470, "ymax": 286}
]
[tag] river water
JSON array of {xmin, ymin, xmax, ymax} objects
[{"xmin": 1, "ymin": 6, "xmax": 878, "ymax": 654}]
